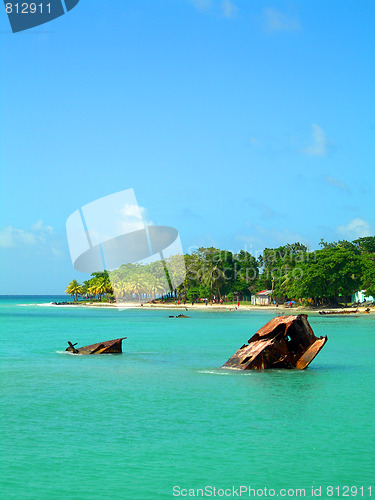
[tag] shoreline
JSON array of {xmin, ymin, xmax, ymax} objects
[{"xmin": 43, "ymin": 301, "xmax": 373, "ymax": 315}]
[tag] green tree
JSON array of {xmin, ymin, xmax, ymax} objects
[
  {"xmin": 361, "ymin": 259, "xmax": 375, "ymax": 298},
  {"xmin": 232, "ymin": 250, "xmax": 259, "ymax": 295},
  {"xmin": 67, "ymin": 238, "xmax": 374, "ymax": 307},
  {"xmin": 353, "ymin": 236, "xmax": 375, "ymax": 253},
  {"xmin": 291, "ymin": 244, "xmax": 362, "ymax": 305},
  {"xmin": 358, "ymin": 237, "xmax": 375, "ymax": 298},
  {"xmin": 256, "ymin": 243, "xmax": 308, "ymax": 298},
  {"xmin": 65, "ymin": 279, "xmax": 83, "ymax": 302}
]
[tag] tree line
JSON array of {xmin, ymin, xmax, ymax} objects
[{"xmin": 65, "ymin": 236, "xmax": 375, "ymax": 306}]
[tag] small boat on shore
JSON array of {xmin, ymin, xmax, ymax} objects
[
  {"xmin": 65, "ymin": 337, "xmax": 126, "ymax": 355},
  {"xmin": 222, "ymin": 314, "xmax": 327, "ymax": 370},
  {"xmin": 319, "ymin": 309, "xmax": 358, "ymax": 315}
]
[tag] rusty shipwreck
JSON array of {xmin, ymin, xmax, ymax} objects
[
  {"xmin": 66, "ymin": 337, "xmax": 126, "ymax": 355},
  {"xmin": 223, "ymin": 314, "xmax": 327, "ymax": 370}
]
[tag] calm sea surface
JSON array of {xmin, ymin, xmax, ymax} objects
[{"xmin": 0, "ymin": 296, "xmax": 374, "ymax": 499}]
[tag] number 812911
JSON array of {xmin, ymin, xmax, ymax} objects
[
  {"xmin": 326, "ymin": 486, "xmax": 373, "ymax": 497},
  {"xmin": 5, "ymin": 3, "xmax": 51, "ymax": 14}
]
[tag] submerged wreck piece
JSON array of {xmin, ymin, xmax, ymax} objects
[
  {"xmin": 66, "ymin": 337, "xmax": 126, "ymax": 355},
  {"xmin": 223, "ymin": 315, "xmax": 327, "ymax": 370}
]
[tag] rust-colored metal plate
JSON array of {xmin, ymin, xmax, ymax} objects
[
  {"xmin": 222, "ymin": 315, "xmax": 327, "ymax": 370},
  {"xmin": 66, "ymin": 337, "xmax": 126, "ymax": 355}
]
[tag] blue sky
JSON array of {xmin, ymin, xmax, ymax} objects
[{"xmin": 1, "ymin": 0, "xmax": 374, "ymax": 294}]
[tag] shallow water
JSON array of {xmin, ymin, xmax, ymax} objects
[{"xmin": 0, "ymin": 297, "xmax": 374, "ymax": 499}]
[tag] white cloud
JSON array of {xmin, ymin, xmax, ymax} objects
[
  {"xmin": 118, "ymin": 204, "xmax": 153, "ymax": 234},
  {"xmin": 0, "ymin": 228, "xmax": 16, "ymax": 248},
  {"xmin": 120, "ymin": 203, "xmax": 143, "ymax": 220},
  {"xmin": 323, "ymin": 175, "xmax": 350, "ymax": 192},
  {"xmin": 139, "ymin": 206, "xmax": 153, "ymax": 225},
  {"xmin": 337, "ymin": 218, "xmax": 373, "ymax": 239},
  {"xmin": 0, "ymin": 220, "xmax": 54, "ymax": 248},
  {"xmin": 302, "ymin": 124, "xmax": 329, "ymax": 156},
  {"xmin": 31, "ymin": 220, "xmax": 53, "ymax": 233},
  {"xmin": 0, "ymin": 220, "xmax": 65, "ymax": 260},
  {"xmin": 221, "ymin": 0, "xmax": 237, "ymax": 18},
  {"xmin": 264, "ymin": 8, "xmax": 301, "ymax": 33}
]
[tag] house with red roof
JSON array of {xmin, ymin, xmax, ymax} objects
[{"xmin": 251, "ymin": 290, "xmax": 273, "ymax": 306}]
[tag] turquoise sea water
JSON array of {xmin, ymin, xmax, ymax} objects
[{"xmin": 0, "ymin": 297, "xmax": 374, "ymax": 499}]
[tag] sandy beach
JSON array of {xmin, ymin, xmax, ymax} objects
[{"xmin": 47, "ymin": 300, "xmax": 373, "ymax": 315}]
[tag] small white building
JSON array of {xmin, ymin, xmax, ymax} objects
[
  {"xmin": 251, "ymin": 290, "xmax": 273, "ymax": 306},
  {"xmin": 351, "ymin": 290, "xmax": 374, "ymax": 303}
]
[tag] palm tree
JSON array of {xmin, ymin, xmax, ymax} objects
[
  {"xmin": 113, "ymin": 281, "xmax": 128, "ymax": 301},
  {"xmin": 150, "ymin": 276, "xmax": 167, "ymax": 299},
  {"xmin": 104, "ymin": 279, "xmax": 113, "ymax": 296},
  {"xmin": 125, "ymin": 273, "xmax": 148, "ymax": 301},
  {"xmin": 87, "ymin": 284, "xmax": 97, "ymax": 299},
  {"xmin": 65, "ymin": 279, "xmax": 83, "ymax": 302},
  {"xmin": 91, "ymin": 278, "xmax": 107, "ymax": 301},
  {"xmin": 203, "ymin": 261, "xmax": 224, "ymax": 300}
]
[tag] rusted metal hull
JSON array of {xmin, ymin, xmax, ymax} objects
[
  {"xmin": 66, "ymin": 337, "xmax": 126, "ymax": 355},
  {"xmin": 222, "ymin": 315, "xmax": 327, "ymax": 370}
]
